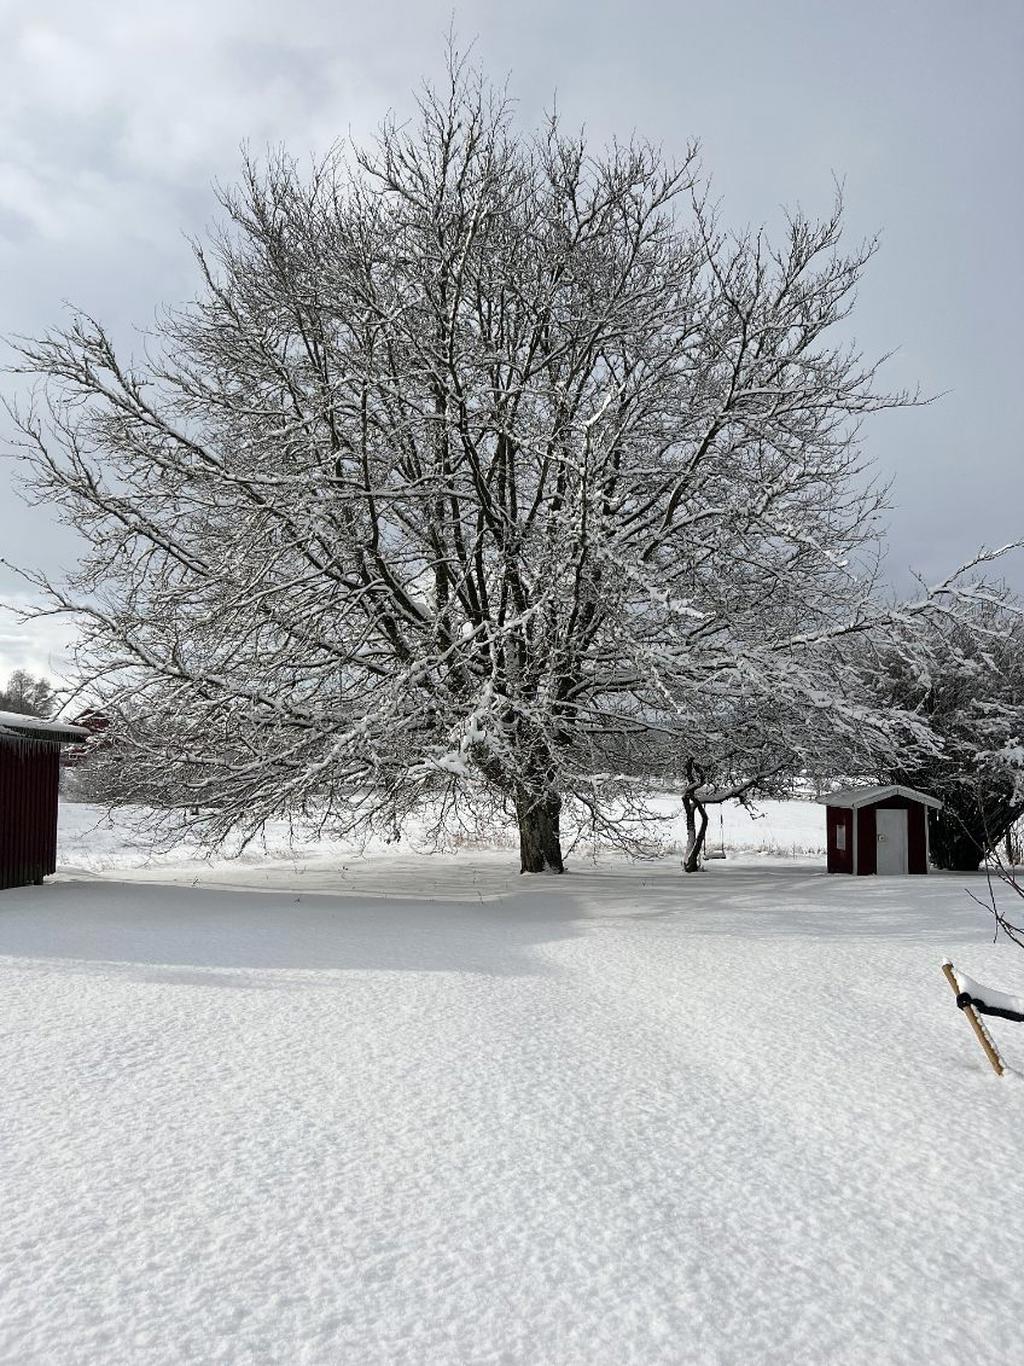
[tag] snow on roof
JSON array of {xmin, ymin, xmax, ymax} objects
[
  {"xmin": 816, "ymin": 783, "xmax": 943, "ymax": 811},
  {"xmin": 0, "ymin": 711, "xmax": 90, "ymax": 743}
]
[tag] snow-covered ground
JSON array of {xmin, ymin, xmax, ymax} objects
[{"xmin": 2, "ymin": 800, "xmax": 1023, "ymax": 1364}]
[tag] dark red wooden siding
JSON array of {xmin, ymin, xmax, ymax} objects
[
  {"xmin": 856, "ymin": 806, "xmax": 877, "ymax": 875},
  {"xmin": 826, "ymin": 806, "xmax": 854, "ymax": 873},
  {"xmin": 906, "ymin": 803, "xmax": 927, "ymax": 873},
  {"xmin": 0, "ymin": 735, "xmax": 61, "ymax": 890}
]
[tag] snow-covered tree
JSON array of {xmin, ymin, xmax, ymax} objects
[
  {"xmin": 2, "ymin": 56, "xmax": 991, "ymax": 872},
  {"xmin": 0, "ymin": 669, "xmax": 54, "ymax": 719},
  {"xmin": 877, "ymin": 592, "xmax": 1024, "ymax": 870}
]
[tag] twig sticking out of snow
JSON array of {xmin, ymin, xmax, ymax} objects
[{"xmin": 941, "ymin": 961, "xmax": 1005, "ymax": 1076}]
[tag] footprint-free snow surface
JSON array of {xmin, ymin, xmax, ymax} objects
[{"xmin": 2, "ymin": 803, "xmax": 1023, "ymax": 1364}]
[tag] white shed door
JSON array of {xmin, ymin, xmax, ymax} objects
[{"xmin": 876, "ymin": 808, "xmax": 908, "ymax": 874}]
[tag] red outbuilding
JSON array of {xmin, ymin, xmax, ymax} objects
[
  {"xmin": 0, "ymin": 711, "xmax": 88, "ymax": 890},
  {"xmin": 819, "ymin": 784, "xmax": 943, "ymax": 875}
]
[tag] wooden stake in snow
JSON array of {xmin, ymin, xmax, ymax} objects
[{"xmin": 942, "ymin": 961, "xmax": 1005, "ymax": 1076}]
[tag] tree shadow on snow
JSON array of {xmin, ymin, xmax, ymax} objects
[
  {"xmin": 0, "ymin": 877, "xmax": 588, "ymax": 982},
  {"xmin": 639, "ymin": 864, "xmax": 1006, "ymax": 942},
  {"xmin": 0, "ymin": 861, "xmax": 1004, "ymax": 989}
]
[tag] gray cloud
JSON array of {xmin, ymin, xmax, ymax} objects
[
  {"xmin": 0, "ymin": 592, "xmax": 77, "ymax": 682},
  {"xmin": 2, "ymin": 0, "xmax": 1023, "ymax": 677}
]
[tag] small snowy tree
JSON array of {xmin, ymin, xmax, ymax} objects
[
  {"xmin": 611, "ymin": 663, "xmax": 944, "ymax": 871},
  {"xmin": 0, "ymin": 670, "xmax": 55, "ymax": 718},
  {"xmin": 2, "ymin": 55, "xmax": 985, "ymax": 872}
]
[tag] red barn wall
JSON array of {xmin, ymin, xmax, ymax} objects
[{"xmin": 0, "ymin": 736, "xmax": 61, "ymax": 890}]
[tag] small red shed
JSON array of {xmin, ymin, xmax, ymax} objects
[
  {"xmin": 0, "ymin": 711, "xmax": 88, "ymax": 891},
  {"xmin": 819, "ymin": 784, "xmax": 943, "ymax": 875}
]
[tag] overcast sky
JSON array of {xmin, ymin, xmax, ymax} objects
[{"xmin": 1, "ymin": 0, "xmax": 1022, "ymax": 680}]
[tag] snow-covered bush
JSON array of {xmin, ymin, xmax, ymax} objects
[{"xmin": 877, "ymin": 593, "xmax": 1024, "ymax": 869}]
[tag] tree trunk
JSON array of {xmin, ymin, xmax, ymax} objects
[
  {"xmin": 516, "ymin": 790, "xmax": 565, "ymax": 874},
  {"xmin": 682, "ymin": 794, "xmax": 708, "ymax": 872}
]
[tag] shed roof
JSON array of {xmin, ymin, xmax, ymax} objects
[
  {"xmin": 817, "ymin": 783, "xmax": 943, "ymax": 811},
  {"xmin": 0, "ymin": 711, "xmax": 90, "ymax": 744}
]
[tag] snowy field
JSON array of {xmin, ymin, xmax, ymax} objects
[
  {"xmin": 53, "ymin": 793, "xmax": 828, "ymax": 877},
  {"xmin": 2, "ymin": 800, "xmax": 1024, "ymax": 1364}
]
